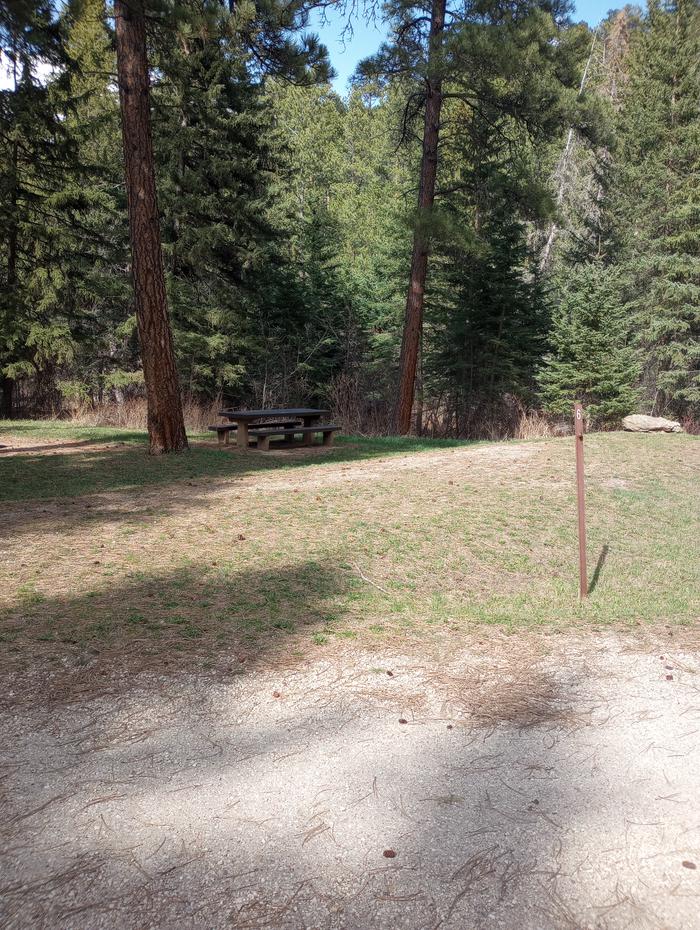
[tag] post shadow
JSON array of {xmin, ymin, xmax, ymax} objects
[{"xmin": 588, "ymin": 543, "xmax": 609, "ymax": 594}]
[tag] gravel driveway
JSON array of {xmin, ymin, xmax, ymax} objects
[{"xmin": 2, "ymin": 631, "xmax": 699, "ymax": 929}]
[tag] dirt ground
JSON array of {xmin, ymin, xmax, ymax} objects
[{"xmin": 2, "ymin": 629, "xmax": 700, "ymax": 930}]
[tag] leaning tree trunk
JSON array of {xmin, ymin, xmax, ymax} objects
[
  {"xmin": 392, "ymin": 0, "xmax": 446, "ymax": 435},
  {"xmin": 114, "ymin": 0, "xmax": 188, "ymax": 454}
]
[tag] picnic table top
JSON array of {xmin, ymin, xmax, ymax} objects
[{"xmin": 219, "ymin": 408, "xmax": 330, "ymax": 421}]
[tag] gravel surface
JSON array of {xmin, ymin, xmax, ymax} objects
[{"xmin": 2, "ymin": 632, "xmax": 699, "ymax": 929}]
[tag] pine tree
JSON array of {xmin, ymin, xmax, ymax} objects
[
  {"xmin": 269, "ymin": 78, "xmax": 411, "ymax": 421},
  {"xmin": 335, "ymin": 84, "xmax": 411, "ymax": 418},
  {"xmin": 60, "ymin": 0, "xmax": 134, "ymax": 408},
  {"xmin": 114, "ymin": 0, "xmax": 189, "ymax": 453},
  {"xmin": 112, "ymin": 0, "xmax": 332, "ymax": 449},
  {"xmin": 360, "ymin": 0, "xmax": 601, "ymax": 432},
  {"xmin": 146, "ymin": 1, "xmax": 333, "ymax": 405},
  {"xmin": 537, "ymin": 264, "xmax": 640, "ymax": 423},
  {"xmin": 425, "ymin": 103, "xmax": 550, "ymax": 433},
  {"xmin": 614, "ymin": 0, "xmax": 700, "ymax": 418},
  {"xmin": 429, "ymin": 202, "xmax": 549, "ymax": 433},
  {"xmin": 0, "ymin": 0, "xmax": 87, "ymax": 416},
  {"xmin": 150, "ymin": 3, "xmax": 277, "ymax": 401}
]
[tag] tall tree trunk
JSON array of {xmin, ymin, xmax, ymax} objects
[
  {"xmin": 114, "ymin": 0, "xmax": 188, "ymax": 454},
  {"xmin": 392, "ymin": 0, "xmax": 446, "ymax": 435},
  {"xmin": 4, "ymin": 133, "xmax": 19, "ymax": 421},
  {"xmin": 1, "ymin": 376, "xmax": 14, "ymax": 419}
]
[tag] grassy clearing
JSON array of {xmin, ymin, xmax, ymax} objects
[
  {"xmin": 1, "ymin": 420, "xmax": 698, "ymax": 679},
  {"xmin": 0, "ymin": 419, "xmax": 463, "ymax": 501}
]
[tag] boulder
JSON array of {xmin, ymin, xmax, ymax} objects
[{"xmin": 622, "ymin": 414, "xmax": 683, "ymax": 433}]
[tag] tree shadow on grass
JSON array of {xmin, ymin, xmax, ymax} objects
[
  {"xmin": 0, "ymin": 439, "xmax": 111, "ymax": 455},
  {"xmin": 1, "ymin": 557, "xmax": 359, "ymax": 702},
  {"xmin": 0, "ymin": 433, "xmax": 469, "ymax": 541},
  {"xmin": 0, "ymin": 434, "xmax": 467, "ymax": 500}
]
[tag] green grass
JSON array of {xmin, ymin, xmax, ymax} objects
[
  {"xmin": 0, "ymin": 419, "xmax": 464, "ymax": 501},
  {"xmin": 1, "ymin": 420, "xmax": 698, "ymax": 676}
]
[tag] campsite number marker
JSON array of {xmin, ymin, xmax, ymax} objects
[{"xmin": 574, "ymin": 402, "xmax": 587, "ymax": 600}]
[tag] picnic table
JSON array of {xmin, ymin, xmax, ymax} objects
[{"xmin": 218, "ymin": 408, "xmax": 331, "ymax": 448}]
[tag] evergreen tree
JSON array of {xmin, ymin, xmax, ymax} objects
[
  {"xmin": 614, "ymin": 0, "xmax": 700, "ymax": 418},
  {"xmin": 268, "ymin": 78, "xmax": 410, "ymax": 419},
  {"xmin": 151, "ymin": 2, "xmax": 280, "ymax": 400},
  {"xmin": 335, "ymin": 84, "xmax": 412, "ymax": 415},
  {"xmin": 538, "ymin": 264, "xmax": 640, "ymax": 423},
  {"xmin": 147, "ymin": 0, "xmax": 333, "ymax": 405},
  {"xmin": 422, "ymin": 82, "xmax": 559, "ymax": 434},
  {"xmin": 0, "ymin": 0, "xmax": 87, "ymax": 415},
  {"xmin": 360, "ymin": 0, "xmax": 602, "ymax": 432},
  {"xmin": 429, "ymin": 198, "xmax": 549, "ymax": 432},
  {"xmin": 59, "ymin": 0, "xmax": 134, "ymax": 408},
  {"xmin": 114, "ymin": 0, "xmax": 189, "ymax": 453}
]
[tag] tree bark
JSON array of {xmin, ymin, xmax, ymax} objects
[
  {"xmin": 114, "ymin": 0, "xmax": 188, "ymax": 454},
  {"xmin": 4, "ymin": 133, "xmax": 18, "ymax": 421},
  {"xmin": 1, "ymin": 376, "xmax": 14, "ymax": 419},
  {"xmin": 392, "ymin": 0, "xmax": 446, "ymax": 435}
]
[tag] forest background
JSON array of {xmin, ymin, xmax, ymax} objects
[{"xmin": 1, "ymin": 0, "xmax": 698, "ymax": 438}]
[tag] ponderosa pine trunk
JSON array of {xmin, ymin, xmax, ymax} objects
[
  {"xmin": 114, "ymin": 0, "xmax": 188, "ymax": 454},
  {"xmin": 1, "ymin": 376, "xmax": 13, "ymax": 419},
  {"xmin": 392, "ymin": 0, "xmax": 446, "ymax": 434},
  {"xmin": 4, "ymin": 134, "xmax": 18, "ymax": 421}
]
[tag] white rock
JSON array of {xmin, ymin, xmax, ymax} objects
[{"xmin": 622, "ymin": 414, "xmax": 683, "ymax": 433}]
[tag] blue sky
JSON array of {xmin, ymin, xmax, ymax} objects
[
  {"xmin": 0, "ymin": 1, "xmax": 618, "ymax": 92},
  {"xmin": 312, "ymin": 0, "xmax": 619, "ymax": 92}
]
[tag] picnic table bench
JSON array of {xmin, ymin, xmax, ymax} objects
[
  {"xmin": 208, "ymin": 420, "xmax": 297, "ymax": 446},
  {"xmin": 249, "ymin": 424, "xmax": 340, "ymax": 451},
  {"xmin": 211, "ymin": 408, "xmax": 338, "ymax": 450}
]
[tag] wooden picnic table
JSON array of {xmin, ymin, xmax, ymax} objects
[{"xmin": 218, "ymin": 408, "xmax": 330, "ymax": 448}]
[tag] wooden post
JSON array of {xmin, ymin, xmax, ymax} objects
[{"xmin": 574, "ymin": 402, "xmax": 587, "ymax": 599}]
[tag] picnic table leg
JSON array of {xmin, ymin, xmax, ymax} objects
[
  {"xmin": 322, "ymin": 431, "xmax": 334, "ymax": 447},
  {"xmin": 236, "ymin": 421, "xmax": 249, "ymax": 448},
  {"xmin": 302, "ymin": 416, "xmax": 318, "ymax": 446}
]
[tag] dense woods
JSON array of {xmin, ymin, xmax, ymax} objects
[{"xmin": 1, "ymin": 0, "xmax": 699, "ymax": 444}]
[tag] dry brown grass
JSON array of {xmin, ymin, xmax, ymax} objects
[
  {"xmin": 53, "ymin": 392, "xmax": 560, "ymax": 442},
  {"xmin": 515, "ymin": 408, "xmax": 555, "ymax": 440},
  {"xmin": 412, "ymin": 397, "xmax": 559, "ymax": 441},
  {"xmin": 62, "ymin": 397, "xmax": 223, "ymax": 433}
]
